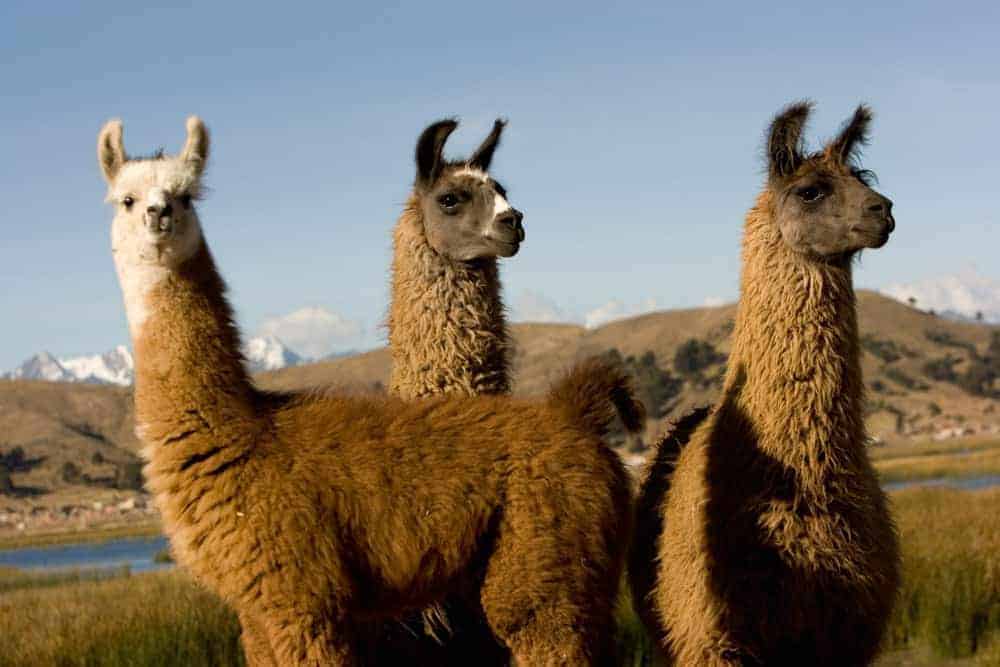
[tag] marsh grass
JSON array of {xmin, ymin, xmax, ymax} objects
[
  {"xmin": 0, "ymin": 569, "xmax": 243, "ymax": 667},
  {"xmin": 613, "ymin": 584, "xmax": 660, "ymax": 667},
  {"xmin": 1, "ymin": 486, "xmax": 998, "ymax": 666},
  {"xmin": 873, "ymin": 437, "xmax": 1000, "ymax": 484},
  {"xmin": 886, "ymin": 487, "xmax": 1000, "ymax": 660},
  {"xmin": 0, "ymin": 564, "xmax": 131, "ymax": 594}
]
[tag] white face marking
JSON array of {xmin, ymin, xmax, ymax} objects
[
  {"xmin": 107, "ymin": 157, "xmax": 204, "ymax": 339},
  {"xmin": 453, "ymin": 167, "xmax": 490, "ymax": 182},
  {"xmin": 493, "ymin": 192, "xmax": 511, "ymax": 217},
  {"xmin": 146, "ymin": 186, "xmax": 167, "ymax": 211}
]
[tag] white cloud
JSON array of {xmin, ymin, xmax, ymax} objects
[
  {"xmin": 511, "ymin": 290, "xmax": 577, "ymax": 324},
  {"xmin": 881, "ymin": 267, "xmax": 1000, "ymax": 323},
  {"xmin": 702, "ymin": 296, "xmax": 728, "ymax": 308},
  {"xmin": 257, "ymin": 306, "xmax": 366, "ymax": 359},
  {"xmin": 584, "ymin": 298, "xmax": 662, "ymax": 329}
]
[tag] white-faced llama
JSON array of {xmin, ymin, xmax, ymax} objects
[
  {"xmin": 629, "ymin": 102, "xmax": 901, "ymax": 666},
  {"xmin": 99, "ymin": 116, "xmax": 642, "ymax": 666}
]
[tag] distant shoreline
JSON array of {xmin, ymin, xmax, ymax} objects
[{"xmin": 0, "ymin": 520, "xmax": 161, "ymax": 552}]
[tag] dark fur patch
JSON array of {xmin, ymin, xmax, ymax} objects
[
  {"xmin": 829, "ymin": 104, "xmax": 873, "ymax": 165},
  {"xmin": 130, "ymin": 148, "xmax": 167, "ymax": 162},
  {"xmin": 468, "ymin": 119, "xmax": 506, "ymax": 171}
]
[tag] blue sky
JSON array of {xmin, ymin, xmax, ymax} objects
[{"xmin": 2, "ymin": 1, "xmax": 998, "ymax": 369}]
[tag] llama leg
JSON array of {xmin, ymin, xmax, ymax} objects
[
  {"xmin": 238, "ymin": 611, "xmax": 279, "ymax": 667},
  {"xmin": 265, "ymin": 611, "xmax": 357, "ymax": 667},
  {"xmin": 479, "ymin": 552, "xmax": 614, "ymax": 666}
]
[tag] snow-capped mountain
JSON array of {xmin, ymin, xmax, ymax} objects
[
  {"xmin": 3, "ymin": 347, "xmax": 135, "ymax": 386},
  {"xmin": 60, "ymin": 346, "xmax": 134, "ymax": 386},
  {"xmin": 882, "ymin": 269, "xmax": 1000, "ymax": 324},
  {"xmin": 243, "ymin": 335, "xmax": 303, "ymax": 372},
  {"xmin": 3, "ymin": 336, "xmax": 304, "ymax": 385},
  {"xmin": 3, "ymin": 352, "xmax": 77, "ymax": 383}
]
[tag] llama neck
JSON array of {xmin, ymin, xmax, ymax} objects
[
  {"xmin": 723, "ymin": 191, "xmax": 866, "ymax": 480},
  {"xmin": 124, "ymin": 243, "xmax": 259, "ymax": 458},
  {"xmin": 388, "ymin": 196, "xmax": 511, "ymax": 399}
]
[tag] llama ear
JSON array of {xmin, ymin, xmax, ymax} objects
[
  {"xmin": 180, "ymin": 116, "xmax": 210, "ymax": 174},
  {"xmin": 415, "ymin": 119, "xmax": 458, "ymax": 186},
  {"xmin": 468, "ymin": 118, "xmax": 506, "ymax": 171},
  {"xmin": 827, "ymin": 104, "xmax": 872, "ymax": 165},
  {"xmin": 767, "ymin": 101, "xmax": 812, "ymax": 180},
  {"xmin": 98, "ymin": 119, "xmax": 126, "ymax": 183}
]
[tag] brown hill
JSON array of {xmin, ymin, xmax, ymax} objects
[{"xmin": 2, "ymin": 291, "xmax": 997, "ymax": 506}]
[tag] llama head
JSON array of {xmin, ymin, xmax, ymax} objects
[
  {"xmin": 99, "ymin": 116, "xmax": 209, "ymax": 273},
  {"xmin": 766, "ymin": 102, "xmax": 895, "ymax": 260},
  {"xmin": 412, "ymin": 118, "xmax": 524, "ymax": 261},
  {"xmin": 99, "ymin": 117, "xmax": 210, "ymax": 336}
]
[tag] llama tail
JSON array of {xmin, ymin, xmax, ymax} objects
[
  {"xmin": 627, "ymin": 406, "xmax": 712, "ymax": 634},
  {"xmin": 546, "ymin": 356, "xmax": 647, "ymax": 437}
]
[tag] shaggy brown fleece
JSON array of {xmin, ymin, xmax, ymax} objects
[
  {"xmin": 129, "ymin": 240, "xmax": 640, "ymax": 666},
  {"xmin": 388, "ymin": 195, "xmax": 510, "ymax": 399},
  {"xmin": 378, "ymin": 122, "xmax": 518, "ymax": 663},
  {"xmin": 628, "ymin": 190, "xmax": 900, "ymax": 665}
]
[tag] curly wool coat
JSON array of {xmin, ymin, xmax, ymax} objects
[
  {"xmin": 628, "ymin": 190, "xmax": 900, "ymax": 666},
  {"xmin": 129, "ymin": 241, "xmax": 641, "ymax": 666},
  {"xmin": 387, "ymin": 195, "xmax": 511, "ymax": 400}
]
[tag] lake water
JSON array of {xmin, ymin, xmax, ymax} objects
[
  {"xmin": 0, "ymin": 536, "xmax": 171, "ymax": 573},
  {"xmin": 2, "ymin": 475, "xmax": 1000, "ymax": 573},
  {"xmin": 882, "ymin": 474, "xmax": 1000, "ymax": 493}
]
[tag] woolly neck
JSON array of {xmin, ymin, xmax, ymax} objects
[
  {"xmin": 721, "ymin": 191, "xmax": 868, "ymax": 491},
  {"xmin": 129, "ymin": 243, "xmax": 260, "ymax": 459},
  {"xmin": 388, "ymin": 196, "xmax": 511, "ymax": 399}
]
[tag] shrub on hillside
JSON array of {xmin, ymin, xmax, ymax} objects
[
  {"xmin": 61, "ymin": 462, "xmax": 82, "ymax": 484},
  {"xmin": 604, "ymin": 349, "xmax": 682, "ymax": 421},
  {"xmin": 861, "ymin": 335, "xmax": 915, "ymax": 364},
  {"xmin": 116, "ymin": 462, "xmax": 145, "ymax": 491},
  {"xmin": 884, "ymin": 367, "xmax": 929, "ymax": 392},
  {"xmin": 674, "ymin": 339, "xmax": 725, "ymax": 377},
  {"xmin": 923, "ymin": 356, "xmax": 960, "ymax": 383}
]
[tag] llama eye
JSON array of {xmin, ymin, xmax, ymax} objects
[
  {"xmin": 438, "ymin": 194, "xmax": 458, "ymax": 209},
  {"xmin": 178, "ymin": 194, "xmax": 192, "ymax": 208},
  {"xmin": 797, "ymin": 186, "xmax": 824, "ymax": 203},
  {"xmin": 122, "ymin": 196, "xmax": 135, "ymax": 209}
]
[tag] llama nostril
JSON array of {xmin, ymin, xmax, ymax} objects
[{"xmin": 147, "ymin": 205, "xmax": 159, "ymax": 214}]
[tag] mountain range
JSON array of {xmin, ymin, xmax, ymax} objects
[{"xmin": 2, "ymin": 336, "xmax": 303, "ymax": 385}]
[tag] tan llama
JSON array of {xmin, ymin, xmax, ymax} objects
[
  {"xmin": 388, "ymin": 118, "xmax": 523, "ymax": 399},
  {"xmin": 628, "ymin": 102, "xmax": 900, "ymax": 666},
  {"xmin": 374, "ymin": 119, "xmax": 526, "ymax": 664},
  {"xmin": 99, "ymin": 116, "xmax": 643, "ymax": 667}
]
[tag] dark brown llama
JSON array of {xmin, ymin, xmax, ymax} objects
[{"xmin": 629, "ymin": 102, "xmax": 901, "ymax": 666}]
